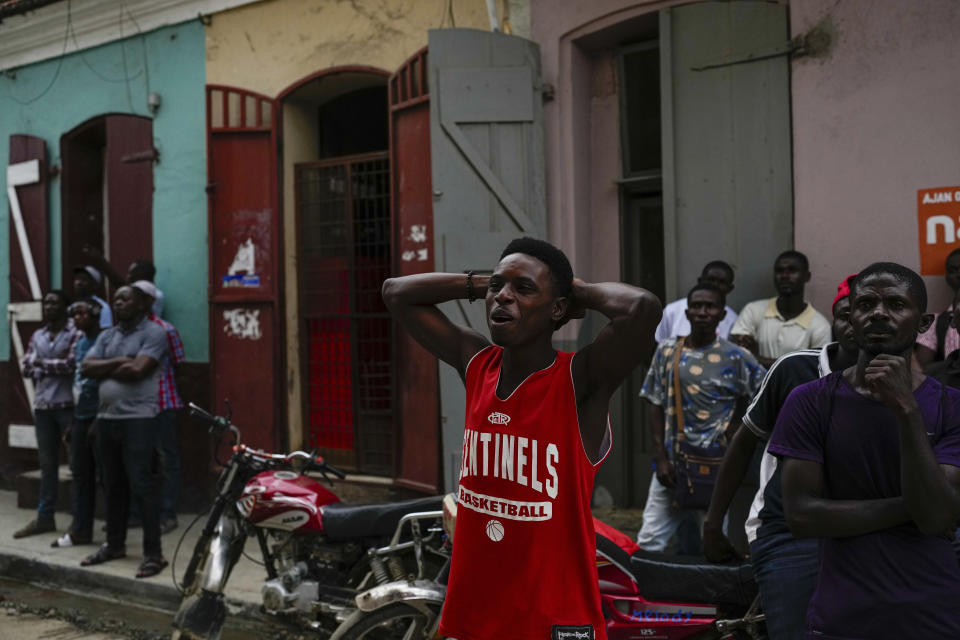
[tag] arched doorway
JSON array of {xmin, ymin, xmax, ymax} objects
[{"xmin": 279, "ymin": 68, "xmax": 394, "ymax": 474}]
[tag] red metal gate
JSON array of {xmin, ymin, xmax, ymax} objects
[
  {"xmin": 296, "ymin": 153, "xmax": 393, "ymax": 474},
  {"xmin": 206, "ymin": 85, "xmax": 282, "ymax": 452}
]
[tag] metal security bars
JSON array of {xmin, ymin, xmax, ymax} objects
[{"xmin": 296, "ymin": 152, "xmax": 394, "ymax": 475}]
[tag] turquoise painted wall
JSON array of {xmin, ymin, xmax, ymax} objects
[{"xmin": 0, "ymin": 21, "xmax": 208, "ymax": 361}]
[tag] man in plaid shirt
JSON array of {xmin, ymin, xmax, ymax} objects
[
  {"xmin": 131, "ymin": 280, "xmax": 184, "ymax": 534},
  {"xmin": 16, "ymin": 290, "xmax": 81, "ymax": 539}
]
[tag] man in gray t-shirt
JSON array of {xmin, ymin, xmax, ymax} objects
[{"xmin": 80, "ymin": 285, "xmax": 169, "ymax": 578}]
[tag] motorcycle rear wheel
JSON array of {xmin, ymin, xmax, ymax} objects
[{"xmin": 334, "ymin": 602, "xmax": 441, "ymax": 640}]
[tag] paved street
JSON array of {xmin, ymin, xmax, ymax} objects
[{"xmin": 0, "ymin": 612, "xmax": 125, "ymax": 640}]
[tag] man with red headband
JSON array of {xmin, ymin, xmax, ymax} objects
[{"xmin": 702, "ymin": 274, "xmax": 859, "ymax": 640}]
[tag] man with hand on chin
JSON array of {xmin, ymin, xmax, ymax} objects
[
  {"xmin": 770, "ymin": 262, "xmax": 960, "ymax": 640},
  {"xmin": 383, "ymin": 236, "xmax": 660, "ymax": 640}
]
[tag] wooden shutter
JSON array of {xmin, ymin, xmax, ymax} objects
[
  {"xmin": 427, "ymin": 28, "xmax": 547, "ymax": 491},
  {"xmin": 105, "ymin": 115, "xmax": 154, "ymax": 273},
  {"xmin": 660, "ymin": 2, "xmax": 793, "ymax": 308},
  {"xmin": 6, "ymin": 134, "xmax": 48, "ymax": 427},
  {"xmin": 207, "ymin": 85, "xmax": 281, "ymax": 453}
]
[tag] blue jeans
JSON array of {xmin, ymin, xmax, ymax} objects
[
  {"xmin": 35, "ymin": 409, "xmax": 73, "ymax": 520},
  {"xmin": 749, "ymin": 532, "xmax": 819, "ymax": 640}
]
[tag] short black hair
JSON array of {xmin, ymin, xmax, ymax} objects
[
  {"xmin": 46, "ymin": 289, "xmax": 72, "ymax": 307},
  {"xmin": 852, "ymin": 262, "xmax": 927, "ymax": 313},
  {"xmin": 775, "ymin": 250, "xmax": 809, "ymax": 271},
  {"xmin": 687, "ymin": 282, "xmax": 725, "ymax": 306},
  {"xmin": 129, "ymin": 260, "xmax": 156, "ymax": 282},
  {"xmin": 701, "ymin": 260, "xmax": 734, "ymax": 282},
  {"xmin": 947, "ymin": 248, "xmax": 960, "ymax": 263},
  {"xmin": 500, "ymin": 237, "xmax": 574, "ymax": 298}
]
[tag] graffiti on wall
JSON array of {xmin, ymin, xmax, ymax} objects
[{"xmin": 223, "ymin": 308, "xmax": 262, "ymax": 340}]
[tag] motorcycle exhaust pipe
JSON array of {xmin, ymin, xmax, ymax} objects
[{"xmin": 173, "ymin": 590, "xmax": 227, "ymax": 640}]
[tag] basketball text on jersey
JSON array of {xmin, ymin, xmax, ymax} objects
[
  {"xmin": 457, "ymin": 427, "xmax": 560, "ymax": 522},
  {"xmin": 459, "ymin": 486, "xmax": 552, "ymax": 521},
  {"xmin": 458, "ymin": 428, "xmax": 559, "ymax": 495}
]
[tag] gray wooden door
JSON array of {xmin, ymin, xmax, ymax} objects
[
  {"xmin": 660, "ymin": 2, "xmax": 793, "ymax": 310},
  {"xmin": 427, "ymin": 27, "xmax": 547, "ymax": 491}
]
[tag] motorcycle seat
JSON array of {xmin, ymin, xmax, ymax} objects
[
  {"xmin": 321, "ymin": 496, "xmax": 444, "ymax": 542},
  {"xmin": 595, "ymin": 534, "xmax": 756, "ymax": 607},
  {"xmin": 629, "ymin": 548, "xmax": 756, "ymax": 607}
]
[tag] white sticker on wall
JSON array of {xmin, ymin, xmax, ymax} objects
[
  {"xmin": 223, "ymin": 308, "xmax": 262, "ymax": 340},
  {"xmin": 228, "ymin": 238, "xmax": 256, "ymax": 275}
]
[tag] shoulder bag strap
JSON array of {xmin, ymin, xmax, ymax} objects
[{"xmin": 672, "ymin": 337, "xmax": 686, "ymax": 454}]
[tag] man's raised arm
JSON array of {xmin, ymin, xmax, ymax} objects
[
  {"xmin": 382, "ymin": 273, "xmax": 491, "ymax": 378},
  {"xmin": 571, "ymin": 280, "xmax": 661, "ymax": 395}
]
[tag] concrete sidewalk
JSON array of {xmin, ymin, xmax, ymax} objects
[{"xmin": 0, "ymin": 488, "xmax": 264, "ymax": 616}]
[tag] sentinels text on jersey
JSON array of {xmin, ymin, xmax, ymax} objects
[{"xmin": 439, "ymin": 346, "xmax": 611, "ymax": 640}]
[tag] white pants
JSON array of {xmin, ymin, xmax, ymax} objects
[{"xmin": 636, "ymin": 474, "xmax": 726, "ymax": 552}]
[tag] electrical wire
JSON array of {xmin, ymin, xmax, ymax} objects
[
  {"xmin": 117, "ymin": 3, "xmax": 136, "ymax": 113},
  {"xmin": 2, "ymin": 0, "xmax": 71, "ymax": 106},
  {"xmin": 170, "ymin": 503, "xmax": 214, "ymax": 595},
  {"xmin": 122, "ymin": 3, "xmax": 151, "ymax": 100},
  {"xmin": 69, "ymin": 16, "xmax": 143, "ymax": 84}
]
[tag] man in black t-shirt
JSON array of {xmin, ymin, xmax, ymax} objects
[{"xmin": 703, "ymin": 275, "xmax": 859, "ymax": 640}]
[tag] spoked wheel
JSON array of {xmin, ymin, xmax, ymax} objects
[{"xmin": 334, "ymin": 603, "xmax": 441, "ymax": 640}]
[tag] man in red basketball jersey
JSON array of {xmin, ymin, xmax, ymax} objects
[{"xmin": 383, "ymin": 237, "xmax": 661, "ymax": 640}]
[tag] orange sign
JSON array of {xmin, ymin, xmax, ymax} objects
[{"xmin": 918, "ymin": 186, "xmax": 960, "ymax": 275}]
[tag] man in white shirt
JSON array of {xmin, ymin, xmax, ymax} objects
[
  {"xmin": 730, "ymin": 250, "xmax": 830, "ymax": 368},
  {"xmin": 655, "ymin": 261, "xmax": 739, "ymax": 342}
]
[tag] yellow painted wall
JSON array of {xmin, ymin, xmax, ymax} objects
[
  {"xmin": 280, "ymin": 99, "xmax": 320, "ymax": 450},
  {"xmin": 206, "ymin": 0, "xmax": 491, "ymax": 97}
]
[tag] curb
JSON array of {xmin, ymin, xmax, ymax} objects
[{"xmin": 0, "ymin": 551, "xmax": 262, "ymax": 620}]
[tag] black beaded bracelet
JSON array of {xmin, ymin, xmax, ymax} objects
[{"xmin": 466, "ymin": 270, "xmax": 476, "ymax": 303}]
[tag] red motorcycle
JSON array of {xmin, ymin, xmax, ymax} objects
[
  {"xmin": 594, "ymin": 520, "xmax": 764, "ymax": 639},
  {"xmin": 330, "ymin": 501, "xmax": 764, "ymax": 639},
  {"xmin": 172, "ymin": 404, "xmax": 447, "ymax": 640}
]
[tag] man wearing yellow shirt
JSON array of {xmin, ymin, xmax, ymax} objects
[{"xmin": 730, "ymin": 251, "xmax": 830, "ymax": 368}]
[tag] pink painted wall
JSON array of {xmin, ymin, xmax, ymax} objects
[{"xmin": 791, "ymin": 0, "xmax": 960, "ymax": 315}]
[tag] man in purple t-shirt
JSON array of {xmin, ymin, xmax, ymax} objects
[{"xmin": 769, "ymin": 262, "xmax": 960, "ymax": 640}]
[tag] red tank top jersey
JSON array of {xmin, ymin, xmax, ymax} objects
[{"xmin": 439, "ymin": 346, "xmax": 610, "ymax": 640}]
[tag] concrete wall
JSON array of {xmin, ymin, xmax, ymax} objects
[
  {"xmin": 0, "ymin": 21, "xmax": 208, "ymax": 361},
  {"xmin": 205, "ymin": 0, "xmax": 490, "ymax": 96},
  {"xmin": 791, "ymin": 0, "xmax": 960, "ymax": 315}
]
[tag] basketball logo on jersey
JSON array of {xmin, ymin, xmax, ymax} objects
[
  {"xmin": 488, "ymin": 411, "xmax": 511, "ymax": 425},
  {"xmin": 485, "ymin": 519, "xmax": 505, "ymax": 541}
]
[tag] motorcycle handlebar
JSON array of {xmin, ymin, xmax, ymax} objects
[
  {"xmin": 285, "ymin": 451, "xmax": 347, "ymax": 479},
  {"xmin": 188, "ymin": 402, "xmax": 217, "ymax": 425}
]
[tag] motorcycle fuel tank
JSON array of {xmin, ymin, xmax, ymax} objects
[{"xmin": 238, "ymin": 471, "xmax": 340, "ymax": 534}]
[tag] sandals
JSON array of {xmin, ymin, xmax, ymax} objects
[
  {"xmin": 80, "ymin": 544, "xmax": 126, "ymax": 566},
  {"xmin": 136, "ymin": 556, "xmax": 168, "ymax": 579}
]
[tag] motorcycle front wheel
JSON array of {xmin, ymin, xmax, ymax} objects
[{"xmin": 333, "ymin": 603, "xmax": 441, "ymax": 640}]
